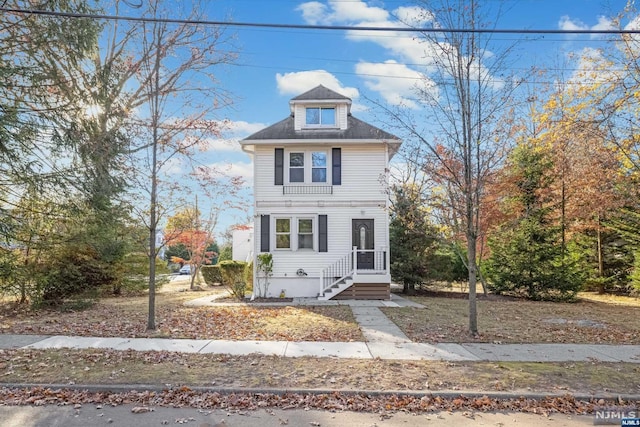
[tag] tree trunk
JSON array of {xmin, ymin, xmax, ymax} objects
[
  {"xmin": 477, "ymin": 267, "xmax": 489, "ymax": 297},
  {"xmin": 146, "ymin": 20, "xmax": 161, "ymax": 332},
  {"xmin": 467, "ymin": 234, "xmax": 478, "ymax": 336},
  {"xmin": 597, "ymin": 216, "xmax": 604, "ymax": 294}
]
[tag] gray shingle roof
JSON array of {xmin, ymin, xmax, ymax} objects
[
  {"xmin": 243, "ymin": 114, "xmax": 400, "ymax": 141},
  {"xmin": 291, "ymin": 85, "xmax": 351, "ymax": 101}
]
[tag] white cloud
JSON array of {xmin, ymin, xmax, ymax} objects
[
  {"xmin": 209, "ymin": 161, "xmax": 254, "ymax": 186},
  {"xmin": 394, "ymin": 6, "xmax": 436, "ymax": 27},
  {"xmin": 275, "ymin": 70, "xmax": 360, "ymax": 99},
  {"xmin": 560, "ymin": 15, "xmax": 615, "ymax": 39},
  {"xmin": 161, "ymin": 157, "xmax": 184, "ymax": 176},
  {"xmin": 297, "ymin": 0, "xmax": 388, "ymax": 25},
  {"xmin": 559, "ymin": 15, "xmax": 588, "ymax": 31},
  {"xmin": 592, "ymin": 16, "xmax": 615, "ymax": 32},
  {"xmin": 625, "ymin": 14, "xmax": 640, "ymax": 30},
  {"xmin": 223, "ymin": 120, "xmax": 266, "ymax": 137},
  {"xmin": 200, "ymin": 120, "xmax": 266, "ymax": 153},
  {"xmin": 327, "ymin": 0, "xmax": 388, "ymax": 23},
  {"xmin": 296, "ymin": 1, "xmax": 328, "ymax": 25},
  {"xmin": 355, "ymin": 60, "xmax": 434, "ymax": 109},
  {"xmin": 203, "ymin": 138, "xmax": 243, "ymax": 153},
  {"xmin": 569, "ymin": 47, "xmax": 620, "ymax": 85}
]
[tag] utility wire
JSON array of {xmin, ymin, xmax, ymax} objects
[{"xmin": 2, "ymin": 7, "xmax": 640, "ymax": 34}]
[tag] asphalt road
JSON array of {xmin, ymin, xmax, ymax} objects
[{"xmin": 0, "ymin": 404, "xmax": 595, "ymax": 426}]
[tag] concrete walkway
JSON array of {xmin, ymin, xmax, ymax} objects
[{"xmin": 1, "ymin": 294, "xmax": 639, "ymax": 363}]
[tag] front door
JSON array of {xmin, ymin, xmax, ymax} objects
[{"xmin": 352, "ymin": 219, "xmax": 374, "ymax": 270}]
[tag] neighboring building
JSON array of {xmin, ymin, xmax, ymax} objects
[
  {"xmin": 155, "ymin": 230, "xmax": 166, "ymax": 260},
  {"xmin": 240, "ymin": 85, "xmax": 401, "ymax": 299},
  {"xmin": 232, "ymin": 223, "xmax": 254, "ymax": 262}
]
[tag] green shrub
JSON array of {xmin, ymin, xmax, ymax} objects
[
  {"xmin": 110, "ymin": 254, "xmax": 169, "ymax": 296},
  {"xmin": 218, "ymin": 245, "xmax": 232, "ymax": 262},
  {"xmin": 244, "ymin": 261, "xmax": 254, "ymax": 293},
  {"xmin": 36, "ymin": 245, "xmax": 117, "ymax": 307},
  {"xmin": 219, "ymin": 260, "xmax": 247, "ymax": 299},
  {"xmin": 201, "ymin": 265, "xmax": 223, "ymax": 286}
]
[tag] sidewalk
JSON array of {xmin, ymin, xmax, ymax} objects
[{"xmin": 0, "ymin": 293, "xmax": 639, "ymax": 363}]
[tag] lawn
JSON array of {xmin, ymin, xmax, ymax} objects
[
  {"xmin": 1, "ymin": 287, "xmax": 640, "ymax": 396},
  {"xmin": 1, "ymin": 348, "xmax": 638, "ymax": 395},
  {"xmin": 0, "ymin": 288, "xmax": 362, "ymax": 342},
  {"xmin": 381, "ymin": 292, "xmax": 640, "ymax": 344}
]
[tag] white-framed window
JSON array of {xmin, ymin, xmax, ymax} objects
[
  {"xmin": 272, "ymin": 216, "xmax": 316, "ymax": 251},
  {"xmin": 311, "ymin": 151, "xmax": 327, "ymax": 183},
  {"xmin": 285, "ymin": 150, "xmax": 329, "ymax": 184},
  {"xmin": 275, "ymin": 218, "xmax": 291, "ymax": 249},
  {"xmin": 289, "ymin": 152, "xmax": 304, "ymax": 183},
  {"xmin": 297, "ymin": 218, "xmax": 314, "ymax": 250},
  {"xmin": 305, "ymin": 107, "xmax": 336, "ymax": 127}
]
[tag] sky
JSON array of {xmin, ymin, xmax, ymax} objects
[{"xmin": 143, "ymin": 0, "xmax": 633, "ymax": 237}]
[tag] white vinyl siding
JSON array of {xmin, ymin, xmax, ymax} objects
[
  {"xmin": 253, "ymin": 206, "xmax": 388, "ymax": 278},
  {"xmin": 253, "ymin": 145, "xmax": 387, "ymax": 202},
  {"xmin": 293, "ymin": 103, "xmax": 348, "ymax": 130},
  {"xmin": 337, "ymin": 104, "xmax": 348, "ymax": 129}
]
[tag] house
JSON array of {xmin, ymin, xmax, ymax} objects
[
  {"xmin": 240, "ymin": 85, "xmax": 401, "ymax": 299},
  {"xmin": 231, "ymin": 223, "xmax": 254, "ymax": 262}
]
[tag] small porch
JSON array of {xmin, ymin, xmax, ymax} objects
[{"xmin": 318, "ymin": 246, "xmax": 391, "ymax": 300}]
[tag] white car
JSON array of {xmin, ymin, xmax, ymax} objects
[{"xmin": 179, "ymin": 265, "xmax": 191, "ymax": 275}]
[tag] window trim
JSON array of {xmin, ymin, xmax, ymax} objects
[
  {"xmin": 297, "ymin": 217, "xmax": 314, "ymax": 250},
  {"xmin": 289, "ymin": 152, "xmax": 305, "ymax": 183},
  {"xmin": 274, "ymin": 217, "xmax": 291, "ymax": 250},
  {"xmin": 284, "ymin": 149, "xmax": 330, "ymax": 185},
  {"xmin": 271, "ymin": 215, "xmax": 319, "ymax": 252},
  {"xmin": 304, "ymin": 106, "xmax": 337, "ymax": 128},
  {"xmin": 311, "ymin": 151, "xmax": 327, "ymax": 183}
]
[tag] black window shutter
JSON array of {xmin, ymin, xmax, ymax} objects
[
  {"xmin": 260, "ymin": 215, "xmax": 270, "ymax": 252},
  {"xmin": 274, "ymin": 148, "xmax": 284, "ymax": 185},
  {"xmin": 318, "ymin": 215, "xmax": 328, "ymax": 252},
  {"xmin": 332, "ymin": 148, "xmax": 341, "ymax": 185}
]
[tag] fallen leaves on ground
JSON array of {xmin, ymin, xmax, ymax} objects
[
  {"xmin": 381, "ymin": 295, "xmax": 640, "ymax": 344},
  {"xmin": 0, "ymin": 301, "xmax": 361, "ymax": 342},
  {"xmin": 1, "ymin": 348, "xmax": 639, "ymax": 395},
  {"xmin": 0, "ymin": 386, "xmax": 636, "ymax": 417}
]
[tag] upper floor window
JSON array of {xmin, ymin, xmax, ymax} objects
[
  {"xmin": 306, "ymin": 107, "xmax": 335, "ymax": 127},
  {"xmin": 275, "ymin": 147, "xmax": 340, "ymax": 187},
  {"xmin": 311, "ymin": 152, "xmax": 327, "ymax": 182},
  {"xmin": 289, "ymin": 152, "xmax": 304, "ymax": 183}
]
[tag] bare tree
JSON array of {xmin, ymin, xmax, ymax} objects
[
  {"xmin": 374, "ymin": 0, "xmax": 522, "ymax": 335},
  {"xmin": 126, "ymin": 0, "xmax": 239, "ymax": 330}
]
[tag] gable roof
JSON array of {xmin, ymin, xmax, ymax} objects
[
  {"xmin": 243, "ymin": 114, "xmax": 399, "ymax": 142},
  {"xmin": 291, "ymin": 85, "xmax": 351, "ymax": 101},
  {"xmin": 241, "ymin": 85, "xmax": 402, "ymax": 158}
]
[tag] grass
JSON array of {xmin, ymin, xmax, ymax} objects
[
  {"xmin": 0, "ymin": 348, "xmax": 638, "ymax": 395},
  {"xmin": 381, "ymin": 292, "xmax": 640, "ymax": 344},
  {"xmin": 0, "ymin": 286, "xmax": 362, "ymax": 342},
  {"xmin": 1, "ymin": 284, "xmax": 640, "ymax": 395}
]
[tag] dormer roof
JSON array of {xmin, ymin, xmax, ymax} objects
[
  {"xmin": 291, "ymin": 85, "xmax": 351, "ymax": 101},
  {"xmin": 289, "ymin": 84, "xmax": 352, "ymax": 114},
  {"xmin": 241, "ymin": 85, "xmax": 402, "ymax": 157}
]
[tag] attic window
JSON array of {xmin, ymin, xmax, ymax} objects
[{"xmin": 305, "ymin": 107, "xmax": 335, "ymax": 127}]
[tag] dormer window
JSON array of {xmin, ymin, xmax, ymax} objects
[{"xmin": 305, "ymin": 107, "xmax": 336, "ymax": 127}]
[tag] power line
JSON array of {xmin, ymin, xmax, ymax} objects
[{"xmin": 2, "ymin": 6, "xmax": 640, "ymax": 35}]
